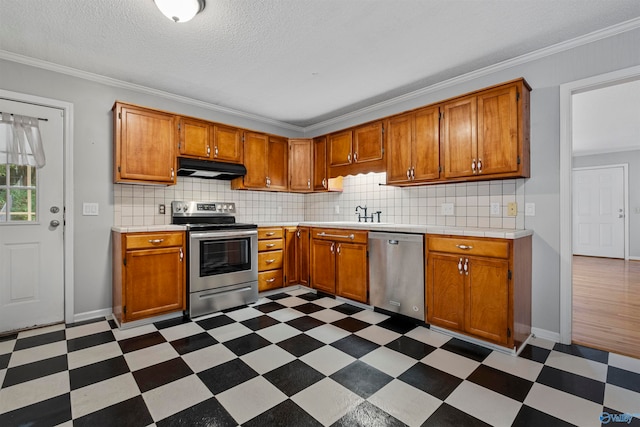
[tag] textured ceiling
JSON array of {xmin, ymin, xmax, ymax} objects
[{"xmin": 2, "ymin": 0, "xmax": 640, "ymax": 127}]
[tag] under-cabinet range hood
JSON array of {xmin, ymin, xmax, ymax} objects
[{"xmin": 177, "ymin": 158, "xmax": 247, "ymax": 180}]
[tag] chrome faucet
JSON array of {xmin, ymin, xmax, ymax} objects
[{"xmin": 355, "ymin": 205, "xmax": 369, "ymax": 222}]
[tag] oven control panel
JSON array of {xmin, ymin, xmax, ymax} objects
[{"xmin": 172, "ymin": 201, "xmax": 236, "ymax": 216}]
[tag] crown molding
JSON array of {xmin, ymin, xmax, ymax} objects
[{"xmin": 0, "ymin": 50, "xmax": 304, "ymax": 133}]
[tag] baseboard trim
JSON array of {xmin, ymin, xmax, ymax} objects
[
  {"xmin": 531, "ymin": 327, "xmax": 560, "ymax": 343},
  {"xmin": 628, "ymin": 256, "xmax": 640, "ymax": 261},
  {"xmin": 73, "ymin": 308, "xmax": 112, "ymax": 324}
]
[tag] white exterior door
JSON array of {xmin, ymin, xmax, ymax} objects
[
  {"xmin": 573, "ymin": 166, "xmax": 625, "ymax": 258},
  {"xmin": 0, "ymin": 99, "xmax": 65, "ymax": 333}
]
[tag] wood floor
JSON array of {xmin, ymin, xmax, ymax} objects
[{"xmin": 572, "ymin": 255, "xmax": 640, "ymax": 359}]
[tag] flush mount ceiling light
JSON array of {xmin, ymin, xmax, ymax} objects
[{"xmin": 154, "ymin": 0, "xmax": 205, "ymax": 23}]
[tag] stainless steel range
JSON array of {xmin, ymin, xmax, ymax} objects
[{"xmin": 171, "ymin": 201, "xmax": 258, "ymax": 318}]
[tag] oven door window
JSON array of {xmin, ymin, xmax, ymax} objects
[{"xmin": 200, "ymin": 237, "xmax": 251, "ymax": 277}]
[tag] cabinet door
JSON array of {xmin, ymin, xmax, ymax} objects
[
  {"xmin": 212, "ymin": 125, "xmax": 242, "ymax": 163},
  {"xmin": 328, "ymin": 131, "xmax": 352, "ymax": 167},
  {"xmin": 477, "ymin": 84, "xmax": 519, "ymax": 176},
  {"xmin": 298, "ymin": 227, "xmax": 310, "ymax": 286},
  {"xmin": 442, "ymin": 95, "xmax": 477, "ymax": 179},
  {"xmin": 413, "ymin": 106, "xmax": 441, "ymax": 181},
  {"xmin": 311, "ymin": 239, "xmax": 336, "ymax": 294},
  {"xmin": 289, "ymin": 139, "xmax": 312, "ymax": 192},
  {"xmin": 465, "ymin": 256, "xmax": 509, "ymax": 345},
  {"xmin": 353, "ymin": 121, "xmax": 383, "ymax": 164},
  {"xmin": 124, "ymin": 247, "xmax": 185, "ymax": 322},
  {"xmin": 313, "ymin": 136, "xmax": 328, "ymax": 191},
  {"xmin": 385, "ymin": 113, "xmax": 413, "ymax": 184},
  {"xmin": 336, "ymin": 243, "xmax": 368, "ymax": 303},
  {"xmin": 284, "ymin": 227, "xmax": 299, "ymax": 285},
  {"xmin": 427, "ymin": 254, "xmax": 464, "ymax": 331},
  {"xmin": 268, "ymin": 136, "xmax": 288, "ymax": 191},
  {"xmin": 179, "ymin": 117, "xmax": 210, "ymax": 158},
  {"xmin": 115, "ymin": 104, "xmax": 176, "ymax": 184},
  {"xmin": 242, "ymin": 132, "xmax": 269, "ymax": 188}
]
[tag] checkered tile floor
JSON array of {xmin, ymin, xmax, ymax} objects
[{"xmin": 1, "ymin": 288, "xmax": 640, "ymax": 426}]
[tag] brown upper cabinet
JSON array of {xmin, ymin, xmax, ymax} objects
[
  {"xmin": 113, "ymin": 102, "xmax": 177, "ymax": 185},
  {"xmin": 386, "ymin": 105, "xmax": 441, "ymax": 185},
  {"xmin": 313, "ymin": 136, "xmax": 328, "ymax": 191},
  {"xmin": 178, "ymin": 117, "xmax": 211, "ymax": 159},
  {"xmin": 232, "ymin": 133, "xmax": 288, "ymax": 191},
  {"xmin": 212, "ymin": 124, "xmax": 243, "ymax": 164},
  {"xmin": 289, "ymin": 139, "xmax": 313, "ymax": 192},
  {"xmin": 328, "ymin": 121, "xmax": 385, "ymax": 178},
  {"xmin": 442, "ymin": 79, "xmax": 530, "ymax": 181}
]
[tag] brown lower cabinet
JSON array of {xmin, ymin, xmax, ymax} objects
[
  {"xmin": 310, "ymin": 228, "xmax": 368, "ymax": 303},
  {"xmin": 426, "ymin": 235, "xmax": 531, "ymax": 350},
  {"xmin": 112, "ymin": 230, "xmax": 186, "ymax": 325},
  {"xmin": 297, "ymin": 227, "xmax": 310, "ymax": 286}
]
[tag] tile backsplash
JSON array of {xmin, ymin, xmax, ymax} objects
[{"xmin": 114, "ymin": 173, "xmax": 525, "ymax": 229}]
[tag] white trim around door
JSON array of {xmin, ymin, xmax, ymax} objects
[{"xmin": 0, "ymin": 89, "xmax": 74, "ymax": 325}]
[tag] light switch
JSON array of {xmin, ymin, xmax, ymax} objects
[
  {"xmin": 82, "ymin": 202, "xmax": 99, "ymax": 216},
  {"xmin": 525, "ymin": 203, "xmax": 536, "ymax": 216}
]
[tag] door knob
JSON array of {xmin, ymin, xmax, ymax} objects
[{"xmin": 50, "ymin": 220, "xmax": 60, "ymax": 227}]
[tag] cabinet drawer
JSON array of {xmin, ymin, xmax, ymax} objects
[
  {"xmin": 258, "ymin": 228, "xmax": 283, "ymax": 240},
  {"xmin": 313, "ymin": 228, "xmax": 368, "ymax": 244},
  {"xmin": 258, "ymin": 239, "xmax": 283, "ymax": 252},
  {"xmin": 258, "ymin": 270, "xmax": 283, "ymax": 291},
  {"xmin": 258, "ymin": 250, "xmax": 283, "ymax": 271},
  {"xmin": 125, "ymin": 232, "xmax": 184, "ymax": 250},
  {"xmin": 427, "ymin": 236, "xmax": 509, "ymax": 258}
]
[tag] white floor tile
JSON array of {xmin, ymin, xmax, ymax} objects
[
  {"xmin": 124, "ymin": 342, "xmax": 180, "ymax": 371},
  {"xmin": 158, "ymin": 322, "xmax": 205, "ymax": 342},
  {"xmin": 544, "ymin": 350, "xmax": 608, "ymax": 382},
  {"xmin": 309, "ymin": 309, "xmax": 348, "ymax": 324},
  {"xmin": 351, "ymin": 309, "xmax": 389, "ymax": 324},
  {"xmin": 225, "ymin": 307, "xmax": 264, "ymax": 322},
  {"xmin": 304, "ymin": 324, "xmax": 351, "ymax": 344},
  {"xmin": 368, "ymin": 379, "xmax": 441, "ymax": 426},
  {"xmin": 0, "ymin": 340, "xmax": 15, "ymax": 355},
  {"xmin": 266, "ymin": 308, "xmax": 305, "ymax": 323},
  {"xmin": 241, "ymin": 344, "xmax": 296, "ymax": 374},
  {"xmin": 299, "ymin": 346, "xmax": 356, "ymax": 376},
  {"xmin": 604, "ymin": 384, "xmax": 640, "ymax": 417},
  {"xmin": 421, "ymin": 348, "xmax": 481, "ymax": 379},
  {"xmin": 528, "ymin": 336, "xmax": 556, "ymax": 350},
  {"xmin": 255, "ymin": 323, "xmax": 301, "ymax": 343},
  {"xmin": 354, "ymin": 325, "xmax": 401, "ymax": 345},
  {"xmin": 312, "ymin": 297, "xmax": 343, "ymax": 309},
  {"xmin": 217, "ymin": 376, "xmax": 287, "ymax": 424},
  {"xmin": 112, "ymin": 324, "xmax": 157, "ymax": 341},
  {"xmin": 524, "ymin": 383, "xmax": 603, "ymax": 427},
  {"xmin": 143, "ymin": 374, "xmax": 213, "ymax": 421},
  {"xmin": 445, "ymin": 381, "xmax": 522, "ymax": 427},
  {"xmin": 360, "ymin": 347, "xmax": 416, "ymax": 377},
  {"xmin": 67, "ymin": 341, "xmax": 124, "ymax": 370},
  {"xmin": 608, "ymin": 353, "xmax": 640, "ymax": 375},
  {"xmin": 8, "ymin": 341, "xmax": 67, "ymax": 368},
  {"xmin": 292, "ymin": 378, "xmax": 363, "ymax": 426},
  {"xmin": 274, "ymin": 296, "xmax": 308, "ymax": 307},
  {"xmin": 182, "ymin": 343, "xmax": 237, "ymax": 373},
  {"xmin": 17, "ymin": 323, "xmax": 65, "ymax": 338},
  {"xmin": 405, "ymin": 326, "xmax": 452, "ymax": 348},
  {"xmin": 206, "ymin": 323, "xmax": 252, "ymax": 342},
  {"xmin": 482, "ymin": 351, "xmax": 543, "ymax": 381},
  {"xmin": 70, "ymin": 373, "xmax": 140, "ymax": 419},
  {"xmin": 65, "ymin": 322, "xmax": 111, "ymax": 340},
  {"xmin": 0, "ymin": 371, "xmax": 69, "ymax": 414},
  {"xmin": 286, "ymin": 288, "xmax": 313, "ymax": 297}
]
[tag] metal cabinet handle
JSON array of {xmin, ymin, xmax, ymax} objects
[
  {"xmin": 171, "ymin": 168, "xmax": 175, "ymax": 178},
  {"xmin": 354, "ymin": 152, "xmax": 358, "ymax": 162},
  {"xmin": 322, "ymin": 178, "xmax": 327, "ymax": 188},
  {"xmin": 317, "ymin": 232, "xmax": 355, "ymax": 240},
  {"xmin": 477, "ymin": 158, "xmax": 483, "ymax": 173},
  {"xmin": 266, "ymin": 232, "xmax": 276, "ymax": 236},
  {"xmin": 464, "ymin": 258, "xmax": 469, "ymax": 275},
  {"xmin": 411, "ymin": 167, "xmax": 415, "ymax": 180},
  {"xmin": 458, "ymin": 258, "xmax": 464, "ymax": 275},
  {"xmin": 296, "ymin": 230, "xmax": 301, "ymax": 238},
  {"xmin": 266, "ymin": 278, "xmax": 276, "ymax": 283},
  {"xmin": 207, "ymin": 145, "xmax": 211, "ymax": 156},
  {"xmin": 148, "ymin": 239, "xmax": 164, "ymax": 244},
  {"xmin": 336, "ymin": 244, "xmax": 341, "ymax": 254},
  {"xmin": 265, "ymin": 259, "xmax": 276, "ymax": 264},
  {"xmin": 330, "ymin": 242, "xmax": 335, "ymax": 253},
  {"xmin": 407, "ymin": 169, "xmax": 411, "ymax": 180},
  {"xmin": 179, "ymin": 248, "xmax": 184, "ymax": 262},
  {"xmin": 307, "ymin": 179, "xmax": 311, "ymax": 189},
  {"xmin": 265, "ymin": 243, "xmax": 276, "ymax": 248},
  {"xmin": 214, "ymin": 146, "xmax": 218, "ymax": 157},
  {"xmin": 455, "ymin": 244, "xmax": 473, "ymax": 250},
  {"xmin": 347, "ymin": 153, "xmax": 351, "ymax": 163},
  {"xmin": 471, "ymin": 159, "xmax": 477, "ymax": 174}
]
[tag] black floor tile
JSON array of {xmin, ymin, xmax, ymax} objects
[
  {"xmin": 332, "ymin": 303, "xmax": 365, "ymax": 316},
  {"xmin": 67, "ymin": 330, "xmax": 115, "ymax": 352},
  {"xmin": 518, "ymin": 344, "xmax": 551, "ymax": 364},
  {"xmin": 108, "ymin": 319, "xmax": 118, "ymax": 329},
  {"xmin": 132, "ymin": 357, "xmax": 193, "ymax": 393},
  {"xmin": 0, "ymin": 333, "xmax": 18, "ymax": 342},
  {"xmin": 440, "ymin": 338, "xmax": 492, "ymax": 362},
  {"xmin": 553, "ymin": 342, "xmax": 609, "ymax": 364},
  {"xmin": 423, "ymin": 402, "xmax": 491, "ymax": 427},
  {"xmin": 385, "ymin": 336, "xmax": 437, "ymax": 360},
  {"xmin": 536, "ymin": 365, "xmax": 605, "ymax": 404},
  {"xmin": 607, "ymin": 366, "xmax": 640, "ymax": 393},
  {"xmin": 118, "ymin": 331, "xmax": 166, "ymax": 353},
  {"xmin": 330, "ymin": 335, "xmax": 379, "ymax": 359},
  {"xmin": 398, "ymin": 362, "xmax": 462, "ymax": 400},
  {"xmin": 277, "ymin": 334, "xmax": 325, "ymax": 357},
  {"xmin": 170, "ymin": 332, "xmax": 218, "ymax": 355},
  {"xmin": 69, "ymin": 356, "xmax": 130, "ymax": 390},
  {"xmin": 467, "ymin": 365, "xmax": 533, "ymax": 402},
  {"xmin": 263, "ymin": 359, "xmax": 325, "ymax": 396},
  {"xmin": 255, "ymin": 301, "xmax": 287, "ymax": 313},
  {"xmin": 156, "ymin": 396, "xmax": 237, "ymax": 427},
  {"xmin": 600, "ymin": 407, "xmax": 640, "ymax": 427},
  {"xmin": 331, "ymin": 317, "xmax": 370, "ymax": 333},
  {"xmin": 332, "ymin": 400, "xmax": 404, "ymax": 427},
  {"xmin": 266, "ymin": 292, "xmax": 290, "ymax": 300},
  {"xmin": 73, "ymin": 395, "xmax": 153, "ymax": 427},
  {"xmin": 511, "ymin": 404, "xmax": 575, "ymax": 427},
  {"xmin": 293, "ymin": 302, "xmax": 326, "ymax": 314},
  {"xmin": 286, "ymin": 316, "xmax": 325, "ymax": 332},
  {"xmin": 66, "ymin": 317, "xmax": 106, "ymax": 328},
  {"xmin": 0, "ymin": 392, "xmax": 71, "ymax": 427},
  {"xmin": 377, "ymin": 315, "xmax": 420, "ymax": 334},
  {"xmin": 196, "ymin": 314, "xmax": 236, "ymax": 330},
  {"xmin": 0, "ymin": 353, "xmax": 9, "ymax": 370},
  {"xmin": 330, "ymin": 360, "xmax": 393, "ymax": 398},
  {"xmin": 154, "ymin": 315, "xmax": 190, "ymax": 329},
  {"xmin": 2, "ymin": 354, "xmax": 68, "ymax": 387},
  {"xmin": 297, "ymin": 292, "xmax": 324, "ymax": 302},
  {"xmin": 198, "ymin": 358, "xmax": 258, "ymax": 394},
  {"xmin": 241, "ymin": 315, "xmax": 282, "ymax": 331},
  {"xmin": 13, "ymin": 330, "xmax": 66, "ymax": 351},
  {"xmin": 223, "ymin": 332, "xmax": 271, "ymax": 356},
  {"xmin": 222, "ymin": 304, "xmax": 249, "ymax": 313},
  {"xmin": 244, "ymin": 399, "xmax": 323, "ymax": 427}
]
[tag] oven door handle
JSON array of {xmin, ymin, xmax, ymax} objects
[
  {"xmin": 190, "ymin": 230, "xmax": 258, "ymax": 240},
  {"xmin": 198, "ymin": 286, "xmax": 254, "ymax": 300}
]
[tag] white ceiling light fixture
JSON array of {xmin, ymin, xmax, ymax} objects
[{"xmin": 153, "ymin": 0, "xmax": 205, "ymax": 23}]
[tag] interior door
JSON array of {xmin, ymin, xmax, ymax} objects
[
  {"xmin": 573, "ymin": 166, "xmax": 625, "ymax": 258},
  {"xmin": 0, "ymin": 99, "xmax": 65, "ymax": 333}
]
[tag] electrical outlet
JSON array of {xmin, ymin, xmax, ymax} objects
[
  {"xmin": 525, "ymin": 203, "xmax": 536, "ymax": 216},
  {"xmin": 441, "ymin": 203, "xmax": 454, "ymax": 216},
  {"xmin": 277, "ymin": 206, "xmax": 282, "ymax": 214},
  {"xmin": 490, "ymin": 202, "xmax": 500, "ymax": 216},
  {"xmin": 507, "ymin": 202, "xmax": 517, "ymax": 216},
  {"xmin": 82, "ymin": 202, "xmax": 99, "ymax": 216},
  {"xmin": 158, "ymin": 204, "xmax": 165, "ymax": 214},
  {"xmin": 334, "ymin": 205, "xmax": 340, "ymax": 214}
]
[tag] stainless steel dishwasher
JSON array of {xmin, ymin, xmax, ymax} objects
[{"xmin": 368, "ymin": 232, "xmax": 425, "ymax": 321}]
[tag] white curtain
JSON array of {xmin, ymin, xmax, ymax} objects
[{"xmin": 0, "ymin": 112, "xmax": 46, "ymax": 168}]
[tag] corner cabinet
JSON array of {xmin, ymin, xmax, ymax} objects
[
  {"xmin": 113, "ymin": 102, "xmax": 177, "ymax": 185},
  {"xmin": 425, "ymin": 235, "xmax": 531, "ymax": 351},
  {"xmin": 289, "ymin": 139, "xmax": 313, "ymax": 192},
  {"xmin": 112, "ymin": 230, "xmax": 186, "ymax": 325}
]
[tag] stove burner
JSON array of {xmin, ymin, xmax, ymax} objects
[{"xmin": 171, "ymin": 201, "xmax": 257, "ymax": 231}]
